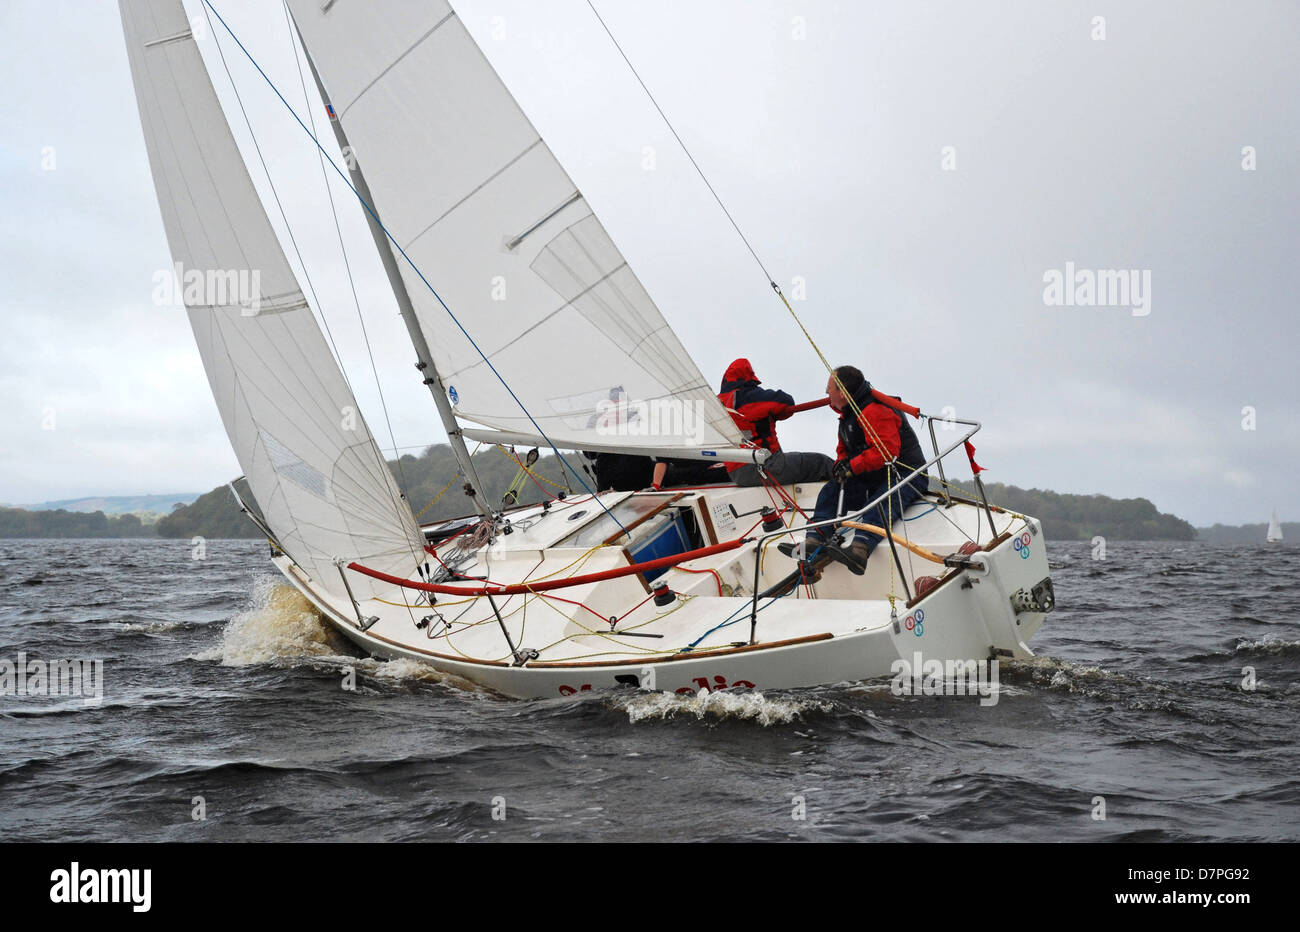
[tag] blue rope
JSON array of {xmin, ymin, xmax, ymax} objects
[
  {"xmin": 202, "ymin": 0, "xmax": 626, "ymax": 534},
  {"xmin": 683, "ymin": 543, "xmax": 811, "ymax": 649}
]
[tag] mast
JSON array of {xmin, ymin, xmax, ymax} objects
[
  {"xmin": 295, "ymin": 21, "xmax": 494, "ymax": 522},
  {"xmin": 284, "ymin": 0, "xmax": 744, "ymax": 460}
]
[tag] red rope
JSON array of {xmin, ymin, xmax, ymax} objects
[
  {"xmin": 673, "ymin": 565, "xmax": 724, "ymax": 595},
  {"xmin": 623, "ymin": 590, "xmax": 658, "ymax": 616},
  {"xmin": 767, "ymin": 475, "xmax": 812, "ymax": 523},
  {"xmin": 423, "ymin": 518, "xmax": 479, "ymax": 556},
  {"xmin": 537, "ymin": 590, "xmax": 609, "ymax": 625},
  {"xmin": 348, "ymin": 537, "xmax": 748, "ymax": 596}
]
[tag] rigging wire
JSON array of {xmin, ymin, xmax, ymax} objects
[
  {"xmin": 583, "ymin": 0, "xmax": 776, "ymax": 286},
  {"xmin": 584, "ymin": 0, "xmax": 890, "ymax": 439},
  {"xmin": 202, "ymin": 0, "xmax": 626, "ymax": 536},
  {"xmin": 281, "ymin": 0, "xmax": 411, "ymax": 499},
  {"xmin": 200, "ymin": 2, "xmax": 425, "ymax": 601}
]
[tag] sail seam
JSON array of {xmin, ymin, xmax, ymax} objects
[
  {"xmin": 403, "ymin": 139, "xmax": 544, "ymax": 251},
  {"xmin": 144, "ymin": 28, "xmax": 193, "ymax": 48},
  {"xmin": 199, "ymin": 0, "xmax": 626, "ymax": 530},
  {"xmin": 456, "ymin": 382, "xmax": 721, "ymax": 423},
  {"xmin": 507, "ymin": 191, "xmax": 583, "ymax": 250},
  {"xmin": 441, "ymin": 260, "xmax": 629, "ymax": 381},
  {"xmin": 339, "ymin": 10, "xmax": 456, "ymax": 118}
]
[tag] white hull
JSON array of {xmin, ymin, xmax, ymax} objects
[{"xmin": 271, "ymin": 482, "xmax": 1052, "ymax": 699}]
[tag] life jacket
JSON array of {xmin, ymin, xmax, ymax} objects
[
  {"xmin": 838, "ymin": 381, "xmax": 928, "ymax": 489},
  {"xmin": 719, "ymin": 385, "xmax": 783, "ymax": 453},
  {"xmin": 718, "ymin": 359, "xmax": 792, "ymax": 469}
]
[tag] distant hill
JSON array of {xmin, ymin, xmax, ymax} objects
[
  {"xmin": 155, "ymin": 449, "xmax": 1197, "ymax": 542},
  {"xmin": 1197, "ymin": 522, "xmax": 1294, "ymax": 544},
  {"xmin": 944, "ymin": 481, "xmax": 1196, "ymax": 541},
  {"xmin": 155, "ymin": 445, "xmax": 574, "ymax": 539},
  {"xmin": 154, "ymin": 481, "xmax": 263, "ymax": 540},
  {"xmin": 4, "ymin": 448, "xmax": 1202, "ymax": 542},
  {"xmin": 22, "ymin": 493, "xmax": 200, "ymax": 517}
]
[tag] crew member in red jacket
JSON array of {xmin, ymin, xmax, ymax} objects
[
  {"xmin": 786, "ymin": 365, "xmax": 929, "ymax": 576},
  {"xmin": 718, "ymin": 358, "xmax": 833, "ymax": 487}
]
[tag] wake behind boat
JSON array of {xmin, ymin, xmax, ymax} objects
[{"xmin": 118, "ymin": 0, "xmax": 1054, "ymax": 698}]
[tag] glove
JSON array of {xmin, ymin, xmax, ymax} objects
[{"xmin": 831, "ymin": 458, "xmax": 854, "ymax": 483}]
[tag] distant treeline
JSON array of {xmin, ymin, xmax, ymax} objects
[
  {"xmin": 945, "ymin": 481, "xmax": 1196, "ymax": 542},
  {"xmin": 5, "ymin": 446, "xmax": 1199, "ymax": 541},
  {"xmin": 1196, "ymin": 522, "xmax": 1293, "ymax": 544},
  {"xmin": 0, "ymin": 506, "xmax": 156, "ymax": 538},
  {"xmin": 153, "ymin": 445, "xmax": 574, "ymax": 540}
]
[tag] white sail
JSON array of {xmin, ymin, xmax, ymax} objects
[
  {"xmin": 119, "ymin": 0, "xmax": 425, "ymax": 600},
  {"xmin": 1268, "ymin": 510, "xmax": 1283, "ymax": 542},
  {"xmin": 287, "ymin": 0, "xmax": 744, "ymax": 455}
]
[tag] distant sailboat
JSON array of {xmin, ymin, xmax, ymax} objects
[{"xmin": 1267, "ymin": 510, "xmax": 1283, "ymax": 543}]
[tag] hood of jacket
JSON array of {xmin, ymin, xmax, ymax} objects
[{"xmin": 721, "ymin": 358, "xmax": 760, "ymax": 389}]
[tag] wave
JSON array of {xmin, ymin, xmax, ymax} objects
[
  {"xmin": 1232, "ymin": 637, "xmax": 1300, "ymax": 657},
  {"xmin": 192, "ymin": 577, "xmax": 354, "ymax": 667},
  {"xmin": 105, "ymin": 619, "xmax": 199, "ymax": 634},
  {"xmin": 615, "ymin": 687, "xmax": 832, "ymax": 725},
  {"xmin": 188, "ymin": 579, "xmax": 493, "ymax": 697},
  {"xmin": 998, "ymin": 655, "xmax": 1182, "ymax": 709}
]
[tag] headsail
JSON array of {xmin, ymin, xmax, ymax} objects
[
  {"xmin": 119, "ymin": 0, "xmax": 425, "ymax": 600},
  {"xmin": 287, "ymin": 0, "xmax": 744, "ymax": 455}
]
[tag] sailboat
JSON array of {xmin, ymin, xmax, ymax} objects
[
  {"xmin": 118, "ymin": 0, "xmax": 1054, "ymax": 699},
  {"xmin": 1268, "ymin": 510, "xmax": 1283, "ymax": 543}
]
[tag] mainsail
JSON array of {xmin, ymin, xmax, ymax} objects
[
  {"xmin": 119, "ymin": 0, "xmax": 425, "ymax": 600},
  {"xmin": 287, "ymin": 0, "xmax": 747, "ymax": 456}
]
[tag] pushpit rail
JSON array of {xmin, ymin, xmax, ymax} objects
[{"xmin": 740, "ymin": 418, "xmax": 989, "ymax": 644}]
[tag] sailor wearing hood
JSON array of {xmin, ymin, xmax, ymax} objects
[{"xmin": 718, "ymin": 358, "xmax": 833, "ymax": 487}]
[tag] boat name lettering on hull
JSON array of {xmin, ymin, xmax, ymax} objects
[
  {"xmin": 675, "ymin": 675, "xmax": 755, "ymax": 695},
  {"xmin": 557, "ymin": 675, "xmax": 756, "ymax": 697}
]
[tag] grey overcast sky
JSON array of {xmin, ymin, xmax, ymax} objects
[{"xmin": 1, "ymin": 0, "xmax": 1297, "ymax": 526}]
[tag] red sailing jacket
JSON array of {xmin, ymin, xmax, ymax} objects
[
  {"xmin": 836, "ymin": 381, "xmax": 927, "ymax": 488},
  {"xmin": 718, "ymin": 358, "xmax": 793, "ymax": 473}
]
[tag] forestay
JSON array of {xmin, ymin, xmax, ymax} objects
[
  {"xmin": 119, "ymin": 0, "xmax": 425, "ymax": 600},
  {"xmin": 287, "ymin": 0, "xmax": 745, "ymax": 455}
]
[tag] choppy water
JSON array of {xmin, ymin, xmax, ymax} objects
[{"xmin": 1, "ymin": 538, "xmax": 1296, "ymax": 841}]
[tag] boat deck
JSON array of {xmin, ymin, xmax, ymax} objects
[{"xmin": 281, "ymin": 483, "xmax": 1027, "ymax": 667}]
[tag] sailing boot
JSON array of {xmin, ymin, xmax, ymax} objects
[
  {"xmin": 847, "ymin": 539, "xmax": 871, "ymax": 575},
  {"xmin": 779, "ymin": 540, "xmax": 832, "ymax": 569},
  {"xmin": 821, "ymin": 536, "xmax": 868, "ymax": 576}
]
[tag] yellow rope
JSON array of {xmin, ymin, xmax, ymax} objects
[
  {"xmin": 772, "ymin": 285, "xmax": 892, "ymax": 455},
  {"xmin": 414, "ymin": 475, "xmax": 458, "ymax": 519},
  {"xmin": 374, "ymin": 594, "xmax": 482, "ymax": 609},
  {"xmin": 413, "ymin": 443, "xmax": 484, "ymax": 519},
  {"xmin": 496, "ymin": 443, "xmax": 569, "ymax": 490},
  {"xmin": 524, "ymin": 542, "xmax": 608, "ymax": 582},
  {"xmin": 528, "ymin": 591, "xmax": 694, "ymax": 657}
]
